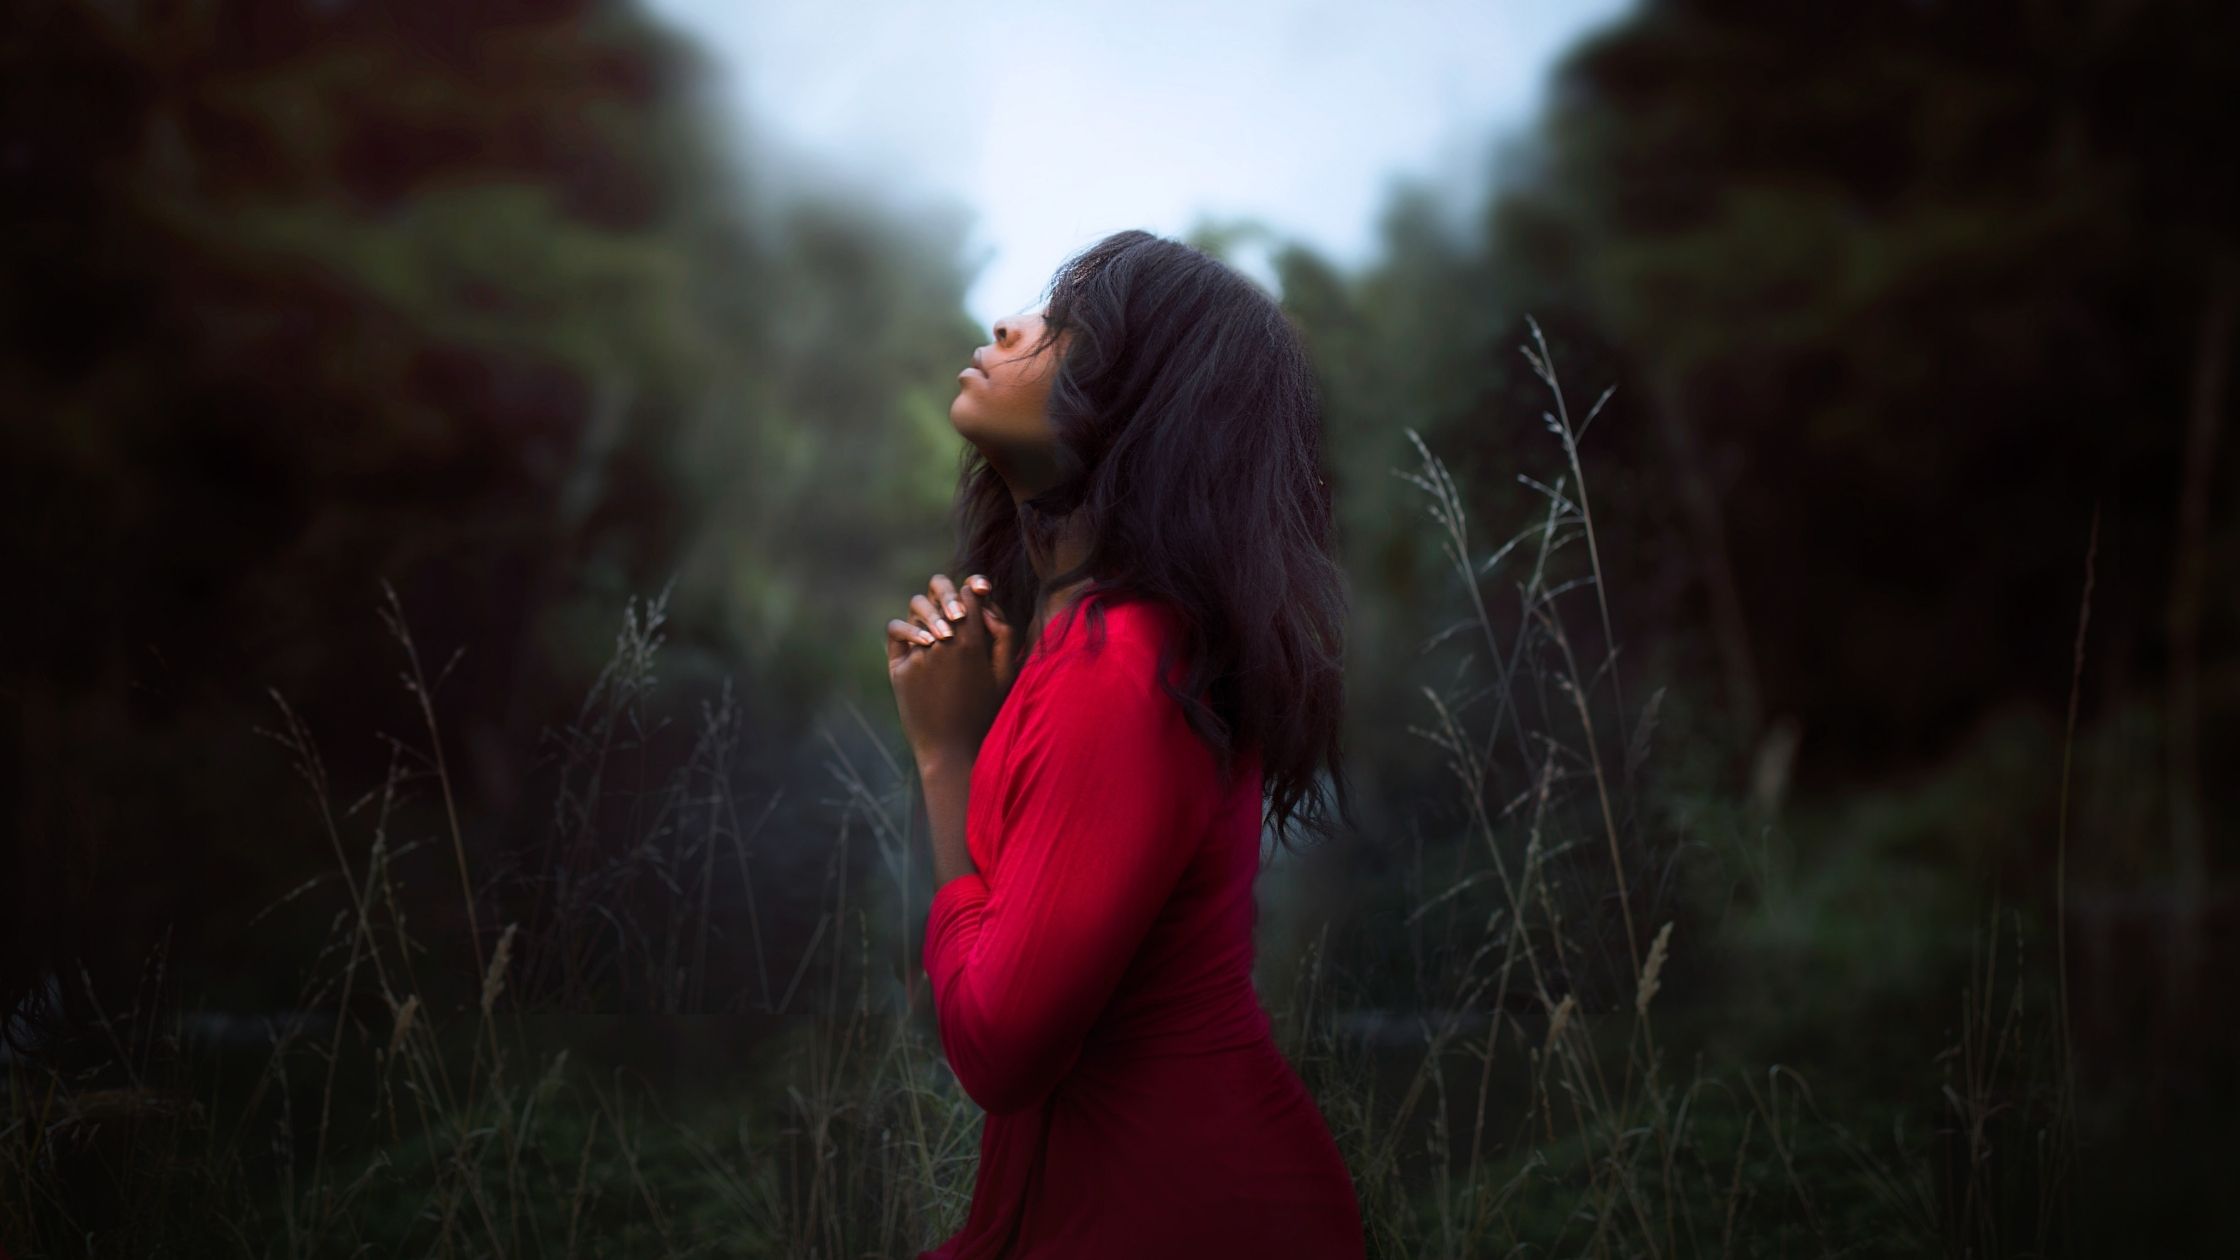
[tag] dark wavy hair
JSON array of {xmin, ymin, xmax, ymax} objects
[{"xmin": 951, "ymin": 229, "xmax": 1354, "ymax": 860}]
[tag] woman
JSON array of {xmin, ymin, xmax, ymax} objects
[{"xmin": 885, "ymin": 230, "xmax": 1364, "ymax": 1255}]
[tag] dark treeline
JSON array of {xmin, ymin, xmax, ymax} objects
[
  {"xmin": 1274, "ymin": 2, "xmax": 2236, "ymax": 1242},
  {"xmin": 1292, "ymin": 0, "xmax": 2235, "ymax": 1002},
  {"xmin": 5, "ymin": 0, "xmax": 985, "ymax": 1025}
]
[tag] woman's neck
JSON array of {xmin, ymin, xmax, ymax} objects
[
  {"xmin": 994, "ymin": 460, "xmax": 1096, "ymax": 642},
  {"xmin": 1026, "ymin": 510, "xmax": 1096, "ymax": 643}
]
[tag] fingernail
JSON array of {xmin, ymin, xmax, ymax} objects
[
  {"xmin": 919, "ymin": 630, "xmax": 935, "ymax": 644},
  {"xmin": 933, "ymin": 618, "xmax": 951, "ymax": 637},
  {"xmin": 948, "ymin": 601, "xmax": 966, "ymax": 619}
]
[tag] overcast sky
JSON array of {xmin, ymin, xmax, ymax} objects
[{"xmin": 643, "ymin": 0, "xmax": 1634, "ymax": 329}]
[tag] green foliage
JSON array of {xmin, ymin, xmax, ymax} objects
[{"xmin": 5, "ymin": 0, "xmax": 989, "ymax": 1015}]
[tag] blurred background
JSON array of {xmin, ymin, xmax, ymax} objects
[{"xmin": 3, "ymin": 0, "xmax": 2234, "ymax": 1255}]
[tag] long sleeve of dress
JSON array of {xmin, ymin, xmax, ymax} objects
[{"xmin": 923, "ymin": 637, "xmax": 1205, "ymax": 1116}]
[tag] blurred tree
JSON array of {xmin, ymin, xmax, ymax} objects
[
  {"xmin": 1516, "ymin": 0, "xmax": 2238, "ymax": 791},
  {"xmin": 1, "ymin": 0, "xmax": 984, "ymax": 1018},
  {"xmin": 1287, "ymin": 0, "xmax": 2237, "ymax": 805},
  {"xmin": 1269, "ymin": 0, "xmax": 2240, "ymax": 1023}
]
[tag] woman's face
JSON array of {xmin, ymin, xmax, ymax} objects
[{"xmin": 951, "ymin": 305, "xmax": 1067, "ymax": 470}]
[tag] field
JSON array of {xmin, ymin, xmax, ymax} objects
[{"xmin": 9, "ymin": 330, "xmax": 2193, "ymax": 1260}]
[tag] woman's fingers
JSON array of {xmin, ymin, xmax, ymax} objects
[
  {"xmin": 948, "ymin": 574, "xmax": 987, "ymax": 648},
  {"xmin": 966, "ymin": 576, "xmax": 1017, "ymax": 686},
  {"xmin": 886, "ymin": 617, "xmax": 937, "ymax": 663},
  {"xmin": 890, "ymin": 574, "xmax": 996, "ymax": 665},
  {"xmin": 928, "ymin": 573, "xmax": 967, "ymax": 623},
  {"xmin": 983, "ymin": 603, "xmax": 1010, "ymax": 649},
  {"xmin": 910, "ymin": 592, "xmax": 954, "ymax": 640}
]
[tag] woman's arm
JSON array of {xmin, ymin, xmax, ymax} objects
[
  {"xmin": 916, "ymin": 750, "xmax": 978, "ymax": 889},
  {"xmin": 922, "ymin": 638, "xmax": 1203, "ymax": 1115}
]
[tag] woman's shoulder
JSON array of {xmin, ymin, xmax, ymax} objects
[
  {"xmin": 1038, "ymin": 589, "xmax": 1178, "ymax": 669},
  {"xmin": 1006, "ymin": 591, "xmax": 1219, "ymax": 793},
  {"xmin": 1023, "ymin": 589, "xmax": 1186, "ymax": 703}
]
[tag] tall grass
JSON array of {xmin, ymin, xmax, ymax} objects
[{"xmin": 1, "ymin": 323, "xmax": 2081, "ymax": 1258}]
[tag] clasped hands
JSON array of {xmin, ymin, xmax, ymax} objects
[{"xmin": 885, "ymin": 572, "xmax": 1022, "ymax": 766}]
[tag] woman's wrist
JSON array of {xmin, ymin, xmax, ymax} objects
[
  {"xmin": 917, "ymin": 745, "xmax": 979, "ymax": 886},
  {"xmin": 913, "ymin": 741, "xmax": 980, "ymax": 779}
]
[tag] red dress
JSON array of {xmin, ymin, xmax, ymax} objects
[{"xmin": 919, "ymin": 590, "xmax": 1365, "ymax": 1257}]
